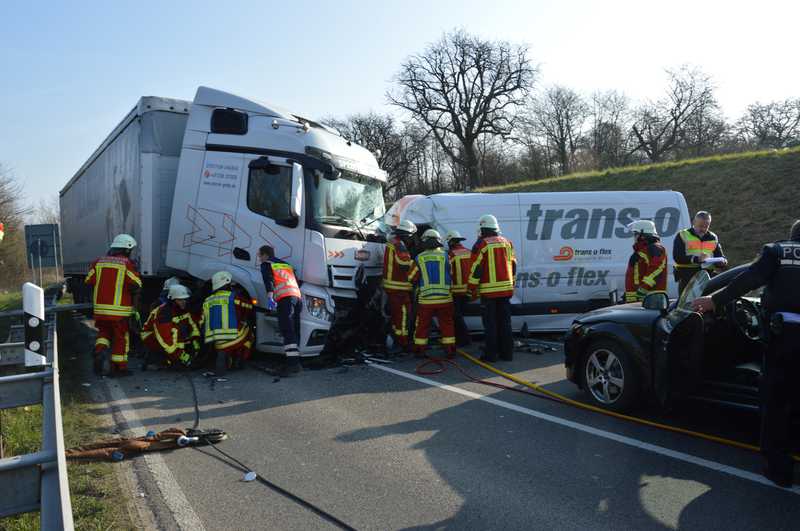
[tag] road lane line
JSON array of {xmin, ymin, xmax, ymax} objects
[
  {"xmin": 369, "ymin": 363, "xmax": 800, "ymax": 495},
  {"xmin": 105, "ymin": 380, "xmax": 207, "ymax": 530}
]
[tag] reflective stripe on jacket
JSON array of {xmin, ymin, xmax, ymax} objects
[
  {"xmin": 409, "ymin": 248, "xmax": 453, "ymax": 305},
  {"xmin": 85, "ymin": 255, "xmax": 142, "ymax": 319},
  {"xmin": 270, "ymin": 262, "xmax": 301, "ymax": 300},
  {"xmin": 202, "ymin": 290, "xmax": 253, "ymax": 344},
  {"xmin": 674, "ymin": 229, "xmax": 720, "ymax": 270},
  {"xmin": 383, "ymin": 237, "xmax": 413, "ymax": 292},
  {"xmin": 448, "ymin": 244, "xmax": 472, "ymax": 295},
  {"xmin": 468, "ymin": 236, "xmax": 516, "ymax": 298}
]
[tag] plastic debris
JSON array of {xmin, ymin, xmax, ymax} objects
[{"xmin": 244, "ymin": 471, "xmax": 257, "ymax": 482}]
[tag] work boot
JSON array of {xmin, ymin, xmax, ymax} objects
[
  {"xmin": 214, "ymin": 351, "xmax": 227, "ymax": 376},
  {"xmin": 98, "ymin": 348, "xmax": 112, "ymax": 377}
]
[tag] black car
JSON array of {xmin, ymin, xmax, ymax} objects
[{"xmin": 564, "ymin": 265, "xmax": 765, "ymax": 413}]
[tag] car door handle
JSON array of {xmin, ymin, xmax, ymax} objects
[{"xmin": 233, "ymin": 247, "xmax": 251, "ymax": 261}]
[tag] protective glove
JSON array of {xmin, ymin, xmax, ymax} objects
[
  {"xmin": 267, "ymin": 293, "xmax": 278, "ymax": 311},
  {"xmin": 636, "ymin": 288, "xmax": 648, "ymax": 300}
]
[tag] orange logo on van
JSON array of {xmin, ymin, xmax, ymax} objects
[{"xmin": 553, "ymin": 246, "xmax": 574, "ymax": 261}]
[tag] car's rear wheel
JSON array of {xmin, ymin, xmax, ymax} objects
[{"xmin": 581, "ymin": 340, "xmax": 640, "ymax": 413}]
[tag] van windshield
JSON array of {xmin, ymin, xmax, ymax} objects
[{"xmin": 309, "ymin": 169, "xmax": 385, "ymax": 230}]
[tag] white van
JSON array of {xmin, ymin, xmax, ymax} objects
[{"xmin": 386, "ymin": 191, "xmax": 690, "ymax": 332}]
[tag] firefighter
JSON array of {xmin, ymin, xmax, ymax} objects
[
  {"xmin": 673, "ymin": 211, "xmax": 727, "ymax": 296},
  {"xmin": 692, "ymin": 220, "xmax": 800, "ymax": 487},
  {"xmin": 85, "ymin": 234, "xmax": 142, "ymax": 376},
  {"xmin": 383, "ymin": 219, "xmax": 417, "ymax": 353},
  {"xmin": 259, "ymin": 245, "xmax": 303, "ymax": 375},
  {"xmin": 409, "ymin": 229, "xmax": 456, "ymax": 357},
  {"xmin": 446, "ymin": 230, "xmax": 472, "ymax": 347},
  {"xmin": 624, "ymin": 220, "xmax": 668, "ymax": 303},
  {"xmin": 468, "ymin": 215, "xmax": 516, "ymax": 363},
  {"xmin": 202, "ymin": 271, "xmax": 254, "ymax": 373},
  {"xmin": 141, "ymin": 284, "xmax": 201, "ymax": 369}
]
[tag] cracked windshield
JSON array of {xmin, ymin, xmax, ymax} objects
[{"xmin": 311, "ymin": 169, "xmax": 385, "ymax": 230}]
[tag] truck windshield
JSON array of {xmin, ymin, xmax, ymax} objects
[{"xmin": 310, "ymin": 169, "xmax": 385, "ymax": 230}]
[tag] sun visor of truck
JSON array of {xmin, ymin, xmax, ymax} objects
[
  {"xmin": 248, "ymin": 156, "xmax": 282, "ymax": 175},
  {"xmin": 211, "ymin": 108, "xmax": 248, "ymax": 135}
]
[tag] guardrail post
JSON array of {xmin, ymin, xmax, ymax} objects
[{"xmin": 23, "ymin": 282, "xmax": 45, "ymax": 367}]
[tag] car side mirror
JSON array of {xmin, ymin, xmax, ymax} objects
[{"xmin": 642, "ymin": 292, "xmax": 669, "ymax": 312}]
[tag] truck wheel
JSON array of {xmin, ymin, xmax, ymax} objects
[{"xmin": 581, "ymin": 340, "xmax": 640, "ymax": 413}]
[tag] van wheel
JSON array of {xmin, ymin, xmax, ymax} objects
[{"xmin": 581, "ymin": 340, "xmax": 639, "ymax": 413}]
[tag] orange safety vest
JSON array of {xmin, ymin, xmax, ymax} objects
[
  {"xmin": 448, "ymin": 244, "xmax": 472, "ymax": 296},
  {"xmin": 270, "ymin": 262, "xmax": 301, "ymax": 300},
  {"xmin": 85, "ymin": 255, "xmax": 142, "ymax": 319},
  {"xmin": 383, "ymin": 236, "xmax": 413, "ymax": 293},
  {"xmin": 468, "ymin": 235, "xmax": 516, "ymax": 298},
  {"xmin": 674, "ymin": 229, "xmax": 719, "ymax": 269}
]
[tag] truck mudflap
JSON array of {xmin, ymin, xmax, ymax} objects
[{"xmin": 321, "ymin": 267, "xmax": 387, "ymax": 358}]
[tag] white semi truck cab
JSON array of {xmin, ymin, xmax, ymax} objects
[{"xmin": 166, "ymin": 88, "xmax": 387, "ymax": 355}]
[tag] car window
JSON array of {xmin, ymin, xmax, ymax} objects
[{"xmin": 665, "ymin": 271, "xmax": 711, "ymax": 332}]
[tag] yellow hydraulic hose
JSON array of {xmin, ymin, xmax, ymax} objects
[{"xmin": 456, "ymin": 349, "xmax": 800, "ymax": 462}]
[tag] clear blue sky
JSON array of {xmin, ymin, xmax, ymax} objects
[{"xmin": 2, "ymin": 0, "xmax": 798, "ymax": 210}]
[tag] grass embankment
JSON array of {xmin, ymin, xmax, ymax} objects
[
  {"xmin": 0, "ymin": 291, "xmax": 135, "ymax": 530},
  {"xmin": 481, "ymin": 147, "xmax": 800, "ymax": 266}
]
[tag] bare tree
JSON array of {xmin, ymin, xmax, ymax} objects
[
  {"xmin": 525, "ymin": 85, "xmax": 589, "ymax": 174},
  {"xmin": 0, "ymin": 163, "xmax": 32, "ymax": 288},
  {"xmin": 388, "ymin": 29, "xmax": 536, "ymax": 190},
  {"xmin": 736, "ymin": 99, "xmax": 800, "ymax": 149},
  {"xmin": 630, "ymin": 66, "xmax": 717, "ymax": 162},
  {"xmin": 588, "ymin": 90, "xmax": 632, "ymax": 169},
  {"xmin": 33, "ymin": 195, "xmax": 60, "ymax": 225}
]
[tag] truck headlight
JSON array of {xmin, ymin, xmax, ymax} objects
[{"xmin": 305, "ymin": 295, "xmax": 332, "ymax": 322}]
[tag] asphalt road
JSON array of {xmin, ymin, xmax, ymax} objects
[{"xmin": 84, "ymin": 330, "xmax": 800, "ymax": 531}]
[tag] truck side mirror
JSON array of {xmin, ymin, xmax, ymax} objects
[{"xmin": 290, "ymin": 163, "xmax": 303, "ymax": 219}]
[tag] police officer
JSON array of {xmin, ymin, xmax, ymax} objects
[
  {"xmin": 693, "ymin": 220, "xmax": 800, "ymax": 487},
  {"xmin": 446, "ymin": 230, "xmax": 472, "ymax": 347},
  {"xmin": 85, "ymin": 234, "xmax": 142, "ymax": 376},
  {"xmin": 624, "ymin": 220, "xmax": 668, "ymax": 303},
  {"xmin": 468, "ymin": 215, "xmax": 516, "ymax": 362},
  {"xmin": 408, "ymin": 229, "xmax": 456, "ymax": 358},
  {"xmin": 673, "ymin": 211, "xmax": 727, "ymax": 296},
  {"xmin": 259, "ymin": 245, "xmax": 303, "ymax": 375},
  {"xmin": 383, "ymin": 220, "xmax": 417, "ymax": 353},
  {"xmin": 202, "ymin": 271, "xmax": 254, "ymax": 373}
]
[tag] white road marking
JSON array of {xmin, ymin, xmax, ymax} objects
[
  {"xmin": 369, "ymin": 363, "xmax": 800, "ymax": 495},
  {"xmin": 105, "ymin": 380, "xmax": 207, "ymax": 530}
]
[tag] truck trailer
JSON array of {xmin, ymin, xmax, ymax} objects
[{"xmin": 61, "ymin": 87, "xmax": 388, "ymax": 355}]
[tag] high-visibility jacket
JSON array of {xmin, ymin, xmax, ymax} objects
[
  {"xmin": 673, "ymin": 228, "xmax": 723, "ymax": 271},
  {"xmin": 409, "ymin": 248, "xmax": 453, "ymax": 305},
  {"xmin": 141, "ymin": 302, "xmax": 201, "ymax": 360},
  {"xmin": 448, "ymin": 243, "xmax": 472, "ymax": 296},
  {"xmin": 625, "ymin": 239, "xmax": 668, "ymax": 302},
  {"xmin": 383, "ymin": 236, "xmax": 413, "ymax": 293},
  {"xmin": 264, "ymin": 261, "xmax": 301, "ymax": 300},
  {"xmin": 468, "ymin": 235, "xmax": 516, "ymax": 299},
  {"xmin": 202, "ymin": 289, "xmax": 253, "ymax": 344},
  {"xmin": 85, "ymin": 254, "xmax": 142, "ymax": 320}
]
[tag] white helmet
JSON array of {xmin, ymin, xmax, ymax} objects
[
  {"xmin": 211, "ymin": 271, "xmax": 233, "ymax": 291},
  {"xmin": 445, "ymin": 230, "xmax": 465, "ymax": 243},
  {"xmin": 627, "ymin": 220, "xmax": 658, "ymax": 236},
  {"xmin": 162, "ymin": 276, "xmax": 181, "ymax": 290},
  {"xmin": 111, "ymin": 233, "xmax": 137, "ymax": 250},
  {"xmin": 168, "ymin": 284, "xmax": 191, "ymax": 300},
  {"xmin": 478, "ymin": 214, "xmax": 500, "ymax": 232},
  {"xmin": 421, "ymin": 229, "xmax": 442, "ymax": 242},
  {"xmin": 395, "ymin": 219, "xmax": 417, "ymax": 235}
]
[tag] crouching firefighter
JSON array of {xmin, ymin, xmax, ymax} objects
[
  {"xmin": 203, "ymin": 271, "xmax": 254, "ymax": 372},
  {"xmin": 693, "ymin": 220, "xmax": 800, "ymax": 488},
  {"xmin": 141, "ymin": 285, "xmax": 202, "ymax": 369},
  {"xmin": 259, "ymin": 245, "xmax": 303, "ymax": 375},
  {"xmin": 383, "ymin": 220, "xmax": 417, "ymax": 353},
  {"xmin": 85, "ymin": 234, "xmax": 142, "ymax": 376},
  {"xmin": 409, "ymin": 229, "xmax": 456, "ymax": 358},
  {"xmin": 624, "ymin": 220, "xmax": 668, "ymax": 303}
]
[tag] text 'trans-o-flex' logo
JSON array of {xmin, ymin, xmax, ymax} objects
[{"xmin": 553, "ymin": 246, "xmax": 574, "ymax": 261}]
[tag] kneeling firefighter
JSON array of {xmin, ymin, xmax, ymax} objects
[
  {"xmin": 202, "ymin": 271, "xmax": 254, "ymax": 372},
  {"xmin": 141, "ymin": 284, "xmax": 202, "ymax": 369},
  {"xmin": 624, "ymin": 220, "xmax": 667, "ymax": 303},
  {"xmin": 409, "ymin": 229, "xmax": 456, "ymax": 358}
]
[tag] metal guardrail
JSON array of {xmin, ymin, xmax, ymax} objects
[{"xmin": 0, "ymin": 283, "xmax": 75, "ymax": 530}]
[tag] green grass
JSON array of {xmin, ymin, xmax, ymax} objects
[
  {"xmin": 480, "ymin": 147, "xmax": 800, "ymax": 266},
  {"xmin": 1, "ymin": 293, "xmax": 136, "ymax": 530}
]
